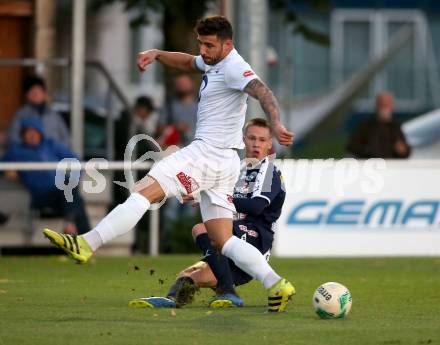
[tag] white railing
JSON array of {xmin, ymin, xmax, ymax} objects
[{"xmin": 0, "ymin": 161, "xmax": 152, "ymax": 170}]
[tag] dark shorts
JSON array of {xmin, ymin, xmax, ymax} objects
[{"xmin": 229, "ymin": 220, "xmax": 265, "ymax": 287}]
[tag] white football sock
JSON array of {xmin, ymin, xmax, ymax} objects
[
  {"xmin": 222, "ymin": 236, "xmax": 281, "ymax": 289},
  {"xmin": 83, "ymin": 193, "xmax": 151, "ymax": 251},
  {"xmin": 83, "ymin": 230, "xmax": 103, "ymax": 252}
]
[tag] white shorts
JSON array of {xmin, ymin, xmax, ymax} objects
[{"xmin": 148, "ymin": 139, "xmax": 240, "ymax": 221}]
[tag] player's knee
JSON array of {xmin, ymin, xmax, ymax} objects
[
  {"xmin": 191, "ymin": 223, "xmax": 207, "ymax": 241},
  {"xmin": 135, "ymin": 175, "xmax": 166, "ymax": 204},
  {"xmin": 210, "ymin": 233, "xmax": 232, "ymax": 251},
  {"xmin": 177, "ymin": 268, "xmax": 191, "ymax": 279},
  {"xmin": 209, "ymin": 238, "xmax": 222, "ymax": 250}
]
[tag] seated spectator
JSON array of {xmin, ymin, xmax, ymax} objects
[
  {"xmin": 2, "ymin": 117, "xmax": 90, "ymax": 235},
  {"xmin": 8, "ymin": 75, "xmax": 70, "ymax": 148},
  {"xmin": 347, "ymin": 91, "xmax": 411, "ymax": 159},
  {"xmin": 133, "ymin": 96, "xmax": 159, "ymax": 137},
  {"xmin": 0, "ymin": 211, "xmax": 9, "ymax": 226},
  {"xmin": 132, "ymin": 96, "xmax": 170, "ymax": 152}
]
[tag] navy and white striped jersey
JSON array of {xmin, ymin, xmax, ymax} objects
[{"xmin": 233, "ymin": 156, "xmax": 286, "ymax": 252}]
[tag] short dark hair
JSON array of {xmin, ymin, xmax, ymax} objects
[
  {"xmin": 244, "ymin": 118, "xmax": 271, "ymax": 135},
  {"xmin": 194, "ymin": 16, "xmax": 233, "ymax": 40},
  {"xmin": 23, "ymin": 75, "xmax": 46, "ymax": 94},
  {"xmin": 135, "ymin": 96, "xmax": 154, "ymax": 112}
]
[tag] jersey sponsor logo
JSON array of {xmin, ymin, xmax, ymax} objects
[
  {"xmin": 238, "ymin": 224, "xmax": 259, "ymax": 238},
  {"xmin": 245, "ymin": 171, "xmax": 258, "ymax": 182},
  {"xmin": 176, "ymin": 172, "xmax": 200, "ymax": 194},
  {"xmin": 235, "ymin": 212, "xmax": 247, "ymax": 220},
  {"xmin": 286, "ymin": 199, "xmax": 440, "ymax": 227},
  {"xmin": 233, "ymin": 193, "xmax": 248, "ymax": 199},
  {"xmin": 243, "ymin": 70, "xmax": 254, "ymax": 77}
]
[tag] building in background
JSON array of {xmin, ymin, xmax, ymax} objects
[
  {"xmin": 2, "ymin": 0, "xmax": 440, "ymax": 158},
  {"xmin": 53, "ymin": 0, "xmax": 165, "ymax": 117},
  {"xmin": 265, "ymin": 0, "xmax": 440, "ymax": 157},
  {"xmin": 0, "ymin": 1, "xmax": 33, "ymax": 131}
]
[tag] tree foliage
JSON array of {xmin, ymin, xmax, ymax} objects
[
  {"xmin": 270, "ymin": 0, "xmax": 331, "ymax": 46},
  {"xmin": 91, "ymin": 0, "xmax": 213, "ymax": 28},
  {"xmin": 92, "ymin": 0, "xmax": 331, "ymax": 45}
]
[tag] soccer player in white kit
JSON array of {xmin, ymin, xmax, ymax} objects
[{"xmin": 43, "ymin": 16, "xmax": 295, "ymax": 312}]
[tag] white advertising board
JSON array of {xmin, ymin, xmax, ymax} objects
[{"xmin": 274, "ymin": 159, "xmax": 440, "ymax": 257}]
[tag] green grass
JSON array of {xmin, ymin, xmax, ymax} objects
[{"xmin": 0, "ymin": 256, "xmax": 439, "ymax": 345}]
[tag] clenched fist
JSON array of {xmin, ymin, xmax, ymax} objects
[{"xmin": 137, "ymin": 49, "xmax": 159, "ymax": 72}]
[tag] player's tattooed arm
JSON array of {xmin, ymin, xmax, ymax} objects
[
  {"xmin": 244, "ymin": 79, "xmax": 281, "ymax": 125},
  {"xmin": 244, "ymin": 79, "xmax": 294, "ymax": 146}
]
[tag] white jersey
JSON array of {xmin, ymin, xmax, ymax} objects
[{"xmin": 194, "ymin": 49, "xmax": 259, "ymax": 149}]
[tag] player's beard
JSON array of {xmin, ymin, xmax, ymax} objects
[{"xmin": 203, "ymin": 44, "xmax": 224, "ymax": 65}]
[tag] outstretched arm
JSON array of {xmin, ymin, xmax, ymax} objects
[
  {"xmin": 137, "ymin": 49, "xmax": 198, "ymax": 72},
  {"xmin": 244, "ymin": 79, "xmax": 294, "ymax": 146}
]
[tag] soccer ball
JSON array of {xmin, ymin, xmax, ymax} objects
[{"xmin": 313, "ymin": 282, "xmax": 352, "ymax": 319}]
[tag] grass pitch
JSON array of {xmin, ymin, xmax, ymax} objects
[{"xmin": 0, "ymin": 256, "xmax": 439, "ymax": 345}]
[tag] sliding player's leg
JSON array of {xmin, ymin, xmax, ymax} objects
[
  {"xmin": 129, "ymin": 221, "xmax": 243, "ymax": 309},
  {"xmin": 129, "ymin": 259, "xmax": 241, "ymax": 309},
  {"xmin": 190, "ymin": 223, "xmax": 244, "ymax": 308},
  {"xmin": 129, "ymin": 261, "xmax": 215, "ymax": 309},
  {"xmin": 200, "ymin": 193, "xmax": 295, "ymax": 312},
  {"xmin": 192, "ymin": 223, "xmax": 237, "ymax": 295}
]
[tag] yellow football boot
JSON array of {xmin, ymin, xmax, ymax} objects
[
  {"xmin": 267, "ymin": 278, "xmax": 295, "ymax": 312},
  {"xmin": 43, "ymin": 228, "xmax": 93, "ymax": 264}
]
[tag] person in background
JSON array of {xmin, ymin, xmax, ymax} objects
[
  {"xmin": 132, "ymin": 95, "xmax": 162, "ymax": 154},
  {"xmin": 133, "ymin": 96, "xmax": 159, "ymax": 138},
  {"xmin": 0, "ymin": 211, "xmax": 8, "ymax": 226},
  {"xmin": 2, "ymin": 117, "xmax": 89, "ymax": 235},
  {"xmin": 8, "ymin": 75, "xmax": 70, "ymax": 148},
  {"xmin": 347, "ymin": 91, "xmax": 411, "ymax": 159},
  {"xmin": 162, "ymin": 74, "xmax": 198, "ymax": 146}
]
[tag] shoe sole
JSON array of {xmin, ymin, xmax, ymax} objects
[
  {"xmin": 209, "ymin": 300, "xmax": 236, "ymax": 308},
  {"xmin": 128, "ymin": 299, "xmax": 154, "ymax": 309},
  {"xmin": 43, "ymin": 229, "xmax": 87, "ymax": 264}
]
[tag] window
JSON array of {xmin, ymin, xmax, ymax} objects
[
  {"xmin": 332, "ymin": 10, "xmax": 427, "ymax": 111},
  {"xmin": 267, "ymin": 12, "xmax": 330, "ymax": 99}
]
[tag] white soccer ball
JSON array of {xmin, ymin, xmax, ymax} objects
[{"xmin": 313, "ymin": 282, "xmax": 352, "ymax": 319}]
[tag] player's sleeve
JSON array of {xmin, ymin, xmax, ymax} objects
[
  {"xmin": 252, "ymin": 161, "xmax": 281, "ymax": 205},
  {"xmin": 224, "ymin": 61, "xmax": 259, "ymax": 91},
  {"xmin": 233, "ymin": 197, "xmax": 268, "ymax": 216},
  {"xmin": 194, "ymin": 55, "xmax": 206, "ymax": 72}
]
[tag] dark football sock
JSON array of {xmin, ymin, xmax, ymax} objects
[{"xmin": 195, "ymin": 233, "xmax": 237, "ymax": 295}]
